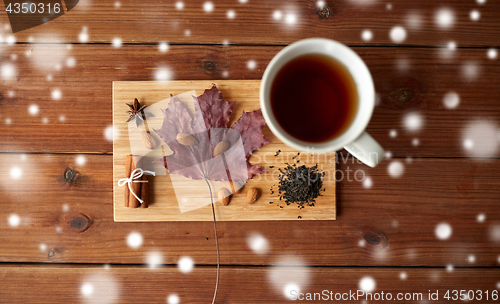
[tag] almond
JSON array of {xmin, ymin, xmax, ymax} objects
[
  {"xmin": 140, "ymin": 131, "xmax": 156, "ymax": 150},
  {"xmin": 176, "ymin": 133, "xmax": 198, "ymax": 146},
  {"xmin": 218, "ymin": 187, "xmax": 232, "ymax": 206},
  {"xmin": 213, "ymin": 141, "xmax": 230, "ymax": 157},
  {"xmin": 246, "ymin": 187, "xmax": 258, "ymax": 204}
]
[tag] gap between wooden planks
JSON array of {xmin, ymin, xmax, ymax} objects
[
  {"xmin": 1, "ymin": 264, "xmax": 499, "ymax": 303},
  {"xmin": 113, "ymin": 80, "xmax": 335, "ymax": 221}
]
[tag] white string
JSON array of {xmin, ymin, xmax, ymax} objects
[{"xmin": 118, "ymin": 168, "xmax": 156, "ymax": 204}]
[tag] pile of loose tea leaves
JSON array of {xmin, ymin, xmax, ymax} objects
[{"xmin": 274, "ymin": 156, "xmax": 325, "ymax": 208}]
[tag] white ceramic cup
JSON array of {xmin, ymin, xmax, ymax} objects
[{"xmin": 260, "ymin": 38, "xmax": 385, "ymax": 167}]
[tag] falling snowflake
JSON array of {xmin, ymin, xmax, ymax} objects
[
  {"xmin": 361, "ymin": 30, "xmax": 373, "ymax": 41},
  {"xmin": 247, "ymin": 60, "xmax": 257, "ymax": 70},
  {"xmin": 175, "ymin": 1, "xmax": 184, "ymax": 9},
  {"xmin": 470, "ymin": 10, "xmax": 480, "ymax": 21},
  {"xmin": 285, "ymin": 13, "xmax": 297, "ymax": 25},
  {"xmin": 8, "ymin": 214, "xmax": 20, "ymax": 227},
  {"xmin": 487, "ymin": 48, "xmax": 497, "ymax": 59},
  {"xmin": 412, "ymin": 138, "xmax": 420, "ymax": 146},
  {"xmin": 6, "ymin": 35, "xmax": 15, "ymax": 44},
  {"xmin": 227, "ymin": 10, "xmax": 236, "ymax": 19},
  {"xmin": 273, "ymin": 10, "xmax": 282, "ymax": 20},
  {"xmin": 435, "ymin": 8, "xmax": 454, "ymax": 28},
  {"xmin": 406, "ymin": 12, "xmax": 422, "ymax": 29},
  {"xmin": 461, "ymin": 119, "xmax": 499, "ymax": 157},
  {"xmin": 59, "ymin": 114, "xmax": 66, "ymax": 122},
  {"xmin": 247, "ymin": 232, "xmax": 270, "ymax": 254},
  {"xmin": 389, "ymin": 130, "xmax": 397, "ymax": 138},
  {"xmin": 399, "ymin": 272, "xmax": 407, "ymax": 280},
  {"xmin": 39, "ymin": 243, "xmax": 47, "ymax": 251},
  {"xmin": 66, "ymin": 57, "xmax": 76, "ymax": 67},
  {"xmin": 203, "ymin": 1, "xmax": 214, "ymax": 12},
  {"xmin": 238, "ymin": 0, "xmax": 248, "ymax": 3},
  {"xmin": 446, "ymin": 264, "xmax": 454, "ymax": 272},
  {"xmin": 358, "ymin": 239, "xmax": 366, "ymax": 247},
  {"xmin": 52, "ymin": 89, "xmax": 62, "ymax": 100},
  {"xmin": 155, "ymin": 67, "xmax": 172, "ymax": 81},
  {"xmin": 283, "ymin": 283, "xmax": 300, "ymax": 299},
  {"xmin": 184, "ymin": 29, "xmax": 191, "ymax": 36},
  {"xmin": 462, "ymin": 61, "xmax": 480, "ymax": 81},
  {"xmin": 76, "ymin": 155, "xmax": 86, "ymax": 166},
  {"xmin": 468, "ymin": 255, "xmax": 475, "ymax": 263},
  {"xmin": 386, "ymin": 3, "xmax": 392, "ymax": 10},
  {"xmin": 316, "ymin": 0, "xmax": 325, "ymax": 7},
  {"xmin": 477, "ymin": 213, "xmax": 485, "ymax": 223},
  {"xmin": 390, "ymin": 26, "xmax": 407, "ymax": 43},
  {"xmin": 104, "ymin": 125, "xmax": 119, "ymax": 142},
  {"xmin": 178, "ymin": 256, "xmax": 194, "ymax": 273},
  {"xmin": 443, "ymin": 92, "xmax": 460, "ymax": 109},
  {"xmin": 1, "ymin": 63, "xmax": 16, "ymax": 80},
  {"xmin": 62, "ymin": 204, "xmax": 70, "ymax": 212},
  {"xmin": 80, "ymin": 274, "xmax": 120, "ymax": 304},
  {"xmin": 167, "ymin": 294, "xmax": 180, "ymax": 304},
  {"xmin": 42, "ymin": 117, "xmax": 49, "ymax": 124},
  {"xmin": 127, "ymin": 232, "xmax": 143, "ymax": 248},
  {"xmin": 10, "ymin": 167, "xmax": 22, "ymax": 179},
  {"xmin": 488, "ymin": 225, "xmax": 500, "ymax": 242},
  {"xmin": 5, "ymin": 118, "xmax": 12, "ymax": 125},
  {"xmin": 435, "ymin": 222, "xmax": 452, "ymax": 240},
  {"xmin": 477, "ymin": 0, "xmax": 486, "ymax": 3},
  {"xmin": 159, "ymin": 42, "xmax": 169, "ymax": 53},
  {"xmin": 114, "ymin": 1, "xmax": 121, "ymax": 8},
  {"xmin": 28, "ymin": 104, "xmax": 39, "ymax": 116},
  {"xmin": 388, "ymin": 161, "xmax": 404, "ymax": 178},
  {"xmin": 222, "ymin": 70, "xmax": 229, "ymax": 78},
  {"xmin": 385, "ymin": 151, "xmax": 392, "ymax": 159},
  {"xmin": 359, "ymin": 277, "xmax": 376, "ymax": 292},
  {"xmin": 403, "ymin": 112, "xmax": 423, "ymax": 131},
  {"xmin": 362, "ymin": 176, "xmax": 372, "ymax": 188},
  {"xmin": 112, "ymin": 37, "xmax": 122, "ymax": 48},
  {"xmin": 79, "ymin": 28, "xmax": 89, "ymax": 43},
  {"xmin": 269, "ymin": 256, "xmax": 310, "ymax": 300},
  {"xmin": 81, "ymin": 283, "xmax": 93, "ymax": 296},
  {"xmin": 146, "ymin": 251, "xmax": 164, "ymax": 268}
]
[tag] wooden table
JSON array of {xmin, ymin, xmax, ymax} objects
[{"xmin": 1, "ymin": 0, "xmax": 499, "ymax": 303}]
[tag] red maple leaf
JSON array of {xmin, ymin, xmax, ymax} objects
[{"xmin": 154, "ymin": 84, "xmax": 271, "ymax": 181}]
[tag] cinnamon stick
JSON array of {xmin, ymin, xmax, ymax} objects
[
  {"xmin": 128, "ymin": 156, "xmax": 142, "ymax": 208},
  {"xmin": 124, "ymin": 155, "xmax": 133, "ymax": 207}
]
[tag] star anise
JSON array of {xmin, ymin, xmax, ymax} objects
[{"xmin": 126, "ymin": 98, "xmax": 146, "ymax": 127}]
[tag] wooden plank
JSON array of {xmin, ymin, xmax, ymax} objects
[
  {"xmin": 1, "ymin": 264, "xmax": 499, "ymax": 303},
  {"xmin": 112, "ymin": 80, "xmax": 335, "ymax": 221},
  {"xmin": 0, "ymin": 45, "xmax": 499, "ymax": 157},
  {"xmin": 0, "ymin": 0, "xmax": 499, "ymax": 47},
  {"xmin": 1, "ymin": 154, "xmax": 499, "ymax": 266}
]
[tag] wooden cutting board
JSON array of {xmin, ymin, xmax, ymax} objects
[{"xmin": 112, "ymin": 80, "xmax": 336, "ymax": 221}]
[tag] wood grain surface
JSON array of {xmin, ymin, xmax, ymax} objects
[
  {"xmin": 0, "ymin": 0, "xmax": 499, "ymax": 301},
  {"xmin": 1, "ymin": 264, "xmax": 499, "ymax": 303},
  {"xmin": 0, "ymin": 45, "xmax": 499, "ymax": 157},
  {"xmin": 113, "ymin": 80, "xmax": 336, "ymax": 221},
  {"xmin": 0, "ymin": 0, "xmax": 499, "ymax": 47},
  {"xmin": 1, "ymin": 154, "xmax": 499, "ymax": 266}
]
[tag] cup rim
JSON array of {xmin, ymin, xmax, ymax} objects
[{"xmin": 260, "ymin": 38, "xmax": 375, "ymax": 153}]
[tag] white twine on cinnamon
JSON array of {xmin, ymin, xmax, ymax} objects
[{"xmin": 118, "ymin": 168, "xmax": 156, "ymax": 204}]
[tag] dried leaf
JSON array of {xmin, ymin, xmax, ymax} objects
[{"xmin": 154, "ymin": 85, "xmax": 271, "ymax": 181}]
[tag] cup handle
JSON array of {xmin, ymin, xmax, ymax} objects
[{"xmin": 343, "ymin": 132, "xmax": 385, "ymax": 167}]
